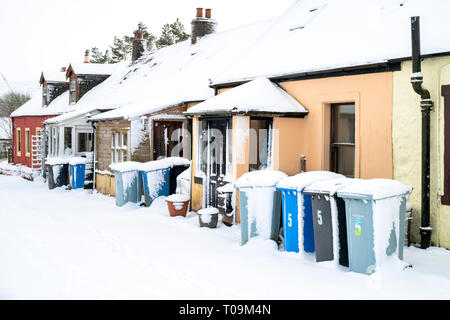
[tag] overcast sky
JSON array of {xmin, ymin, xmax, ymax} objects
[{"xmin": 0, "ymin": 0, "xmax": 293, "ymax": 86}]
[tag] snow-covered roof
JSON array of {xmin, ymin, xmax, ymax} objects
[
  {"xmin": 185, "ymin": 77, "xmax": 308, "ymax": 116},
  {"xmin": 67, "ymin": 62, "xmax": 120, "ymax": 76},
  {"xmin": 211, "ymin": 0, "xmax": 450, "ymax": 86},
  {"xmin": 10, "ymin": 90, "xmax": 70, "ymax": 117},
  {"xmin": 79, "ymin": 19, "xmax": 273, "ymax": 122},
  {"xmin": 40, "ymin": 70, "xmax": 67, "ymax": 83}
]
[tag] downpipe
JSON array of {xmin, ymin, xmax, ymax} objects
[{"xmin": 411, "ymin": 16, "xmax": 433, "ymax": 249}]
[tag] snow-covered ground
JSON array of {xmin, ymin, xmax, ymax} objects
[{"xmin": 1, "ymin": 175, "xmax": 450, "ymax": 300}]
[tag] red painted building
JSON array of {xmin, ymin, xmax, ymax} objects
[{"xmin": 10, "ymin": 69, "xmax": 69, "ymax": 169}]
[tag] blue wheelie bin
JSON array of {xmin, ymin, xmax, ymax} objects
[
  {"xmin": 140, "ymin": 159, "xmax": 171, "ymax": 207},
  {"xmin": 69, "ymin": 157, "xmax": 86, "ymax": 189},
  {"xmin": 276, "ymin": 171, "xmax": 344, "ymax": 254},
  {"xmin": 235, "ymin": 170, "xmax": 287, "ymax": 245},
  {"xmin": 337, "ymin": 179, "xmax": 412, "ymax": 275}
]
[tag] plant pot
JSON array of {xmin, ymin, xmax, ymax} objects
[
  {"xmin": 198, "ymin": 208, "xmax": 219, "ymax": 228},
  {"xmin": 166, "ymin": 194, "xmax": 190, "ymax": 217}
]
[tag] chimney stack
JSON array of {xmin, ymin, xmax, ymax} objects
[
  {"xmin": 60, "ymin": 66, "xmax": 66, "ymax": 72},
  {"xmin": 84, "ymin": 49, "xmax": 90, "ymax": 63},
  {"xmin": 191, "ymin": 7, "xmax": 217, "ymax": 45},
  {"xmin": 132, "ymin": 32, "xmax": 147, "ymax": 62}
]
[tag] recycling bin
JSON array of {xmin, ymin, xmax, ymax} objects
[
  {"xmin": 111, "ymin": 161, "xmax": 143, "ymax": 207},
  {"xmin": 69, "ymin": 157, "xmax": 86, "ymax": 189},
  {"xmin": 235, "ymin": 170, "xmax": 287, "ymax": 245},
  {"xmin": 140, "ymin": 160, "xmax": 171, "ymax": 207},
  {"xmin": 276, "ymin": 171, "xmax": 344, "ymax": 254},
  {"xmin": 169, "ymin": 163, "xmax": 190, "ymax": 195},
  {"xmin": 303, "ymin": 178, "xmax": 355, "ymax": 266},
  {"xmin": 46, "ymin": 159, "xmax": 69, "ymax": 190},
  {"xmin": 337, "ymin": 179, "xmax": 412, "ymax": 275}
]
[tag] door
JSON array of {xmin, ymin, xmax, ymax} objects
[
  {"xmin": 206, "ymin": 119, "xmax": 229, "ymax": 208},
  {"xmin": 153, "ymin": 121, "xmax": 183, "ymax": 160},
  {"xmin": 330, "ymin": 103, "xmax": 355, "ymax": 177}
]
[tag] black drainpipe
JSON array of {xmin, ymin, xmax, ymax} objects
[{"xmin": 410, "ymin": 16, "xmax": 433, "ymax": 249}]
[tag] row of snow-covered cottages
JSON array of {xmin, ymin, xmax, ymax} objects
[{"xmin": 8, "ymin": 1, "xmax": 450, "ymax": 249}]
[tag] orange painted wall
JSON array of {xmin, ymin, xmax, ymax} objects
[{"xmin": 277, "ymin": 72, "xmax": 393, "ymax": 179}]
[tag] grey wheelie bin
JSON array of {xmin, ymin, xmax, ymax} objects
[
  {"xmin": 303, "ymin": 178, "xmax": 355, "ymax": 266},
  {"xmin": 46, "ymin": 158, "xmax": 69, "ymax": 190},
  {"xmin": 276, "ymin": 171, "xmax": 344, "ymax": 254},
  {"xmin": 235, "ymin": 170, "xmax": 287, "ymax": 245},
  {"xmin": 110, "ymin": 161, "xmax": 143, "ymax": 207},
  {"xmin": 337, "ymin": 179, "xmax": 412, "ymax": 275}
]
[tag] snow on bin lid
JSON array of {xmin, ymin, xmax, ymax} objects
[
  {"xmin": 303, "ymin": 177, "xmax": 355, "ymax": 196},
  {"xmin": 45, "ymin": 157, "xmax": 70, "ymax": 165},
  {"xmin": 139, "ymin": 157, "xmax": 190, "ymax": 172},
  {"xmin": 276, "ymin": 171, "xmax": 344, "ymax": 190},
  {"xmin": 68, "ymin": 157, "xmax": 87, "ymax": 165},
  {"xmin": 235, "ymin": 170, "xmax": 287, "ymax": 188},
  {"xmin": 337, "ymin": 178, "xmax": 412, "ymax": 200},
  {"xmin": 109, "ymin": 161, "xmax": 142, "ymax": 172},
  {"xmin": 197, "ymin": 207, "xmax": 219, "ymax": 215}
]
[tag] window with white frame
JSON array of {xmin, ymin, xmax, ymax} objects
[{"xmin": 111, "ymin": 130, "xmax": 129, "ymax": 164}]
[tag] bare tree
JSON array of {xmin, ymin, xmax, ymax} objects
[
  {"xmin": 0, "ymin": 91, "xmax": 30, "ymax": 118},
  {"xmin": 0, "ymin": 117, "xmax": 11, "ymax": 139}
]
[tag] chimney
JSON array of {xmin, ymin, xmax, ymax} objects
[
  {"xmin": 205, "ymin": 8, "xmax": 211, "ymax": 19},
  {"xmin": 84, "ymin": 49, "xmax": 90, "ymax": 63},
  {"xmin": 60, "ymin": 67, "xmax": 66, "ymax": 72},
  {"xmin": 191, "ymin": 7, "xmax": 217, "ymax": 45},
  {"xmin": 132, "ymin": 32, "xmax": 147, "ymax": 62}
]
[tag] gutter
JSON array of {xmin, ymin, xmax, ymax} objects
[{"xmin": 411, "ymin": 16, "xmax": 433, "ymax": 249}]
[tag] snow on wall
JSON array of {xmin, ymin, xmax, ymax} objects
[{"xmin": 130, "ymin": 117, "xmax": 146, "ymax": 156}]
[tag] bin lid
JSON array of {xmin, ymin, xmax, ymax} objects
[
  {"xmin": 303, "ymin": 177, "xmax": 355, "ymax": 196},
  {"xmin": 235, "ymin": 170, "xmax": 287, "ymax": 188},
  {"xmin": 336, "ymin": 178, "xmax": 412, "ymax": 200},
  {"xmin": 139, "ymin": 157, "xmax": 190, "ymax": 172},
  {"xmin": 45, "ymin": 157, "xmax": 70, "ymax": 165},
  {"xmin": 110, "ymin": 161, "xmax": 142, "ymax": 173},
  {"xmin": 276, "ymin": 171, "xmax": 344, "ymax": 191},
  {"xmin": 68, "ymin": 157, "xmax": 86, "ymax": 165}
]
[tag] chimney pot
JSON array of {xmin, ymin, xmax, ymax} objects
[
  {"xmin": 205, "ymin": 8, "xmax": 212, "ymax": 19},
  {"xmin": 196, "ymin": 7, "xmax": 203, "ymax": 18},
  {"xmin": 61, "ymin": 67, "xmax": 66, "ymax": 72},
  {"xmin": 84, "ymin": 49, "xmax": 90, "ymax": 63}
]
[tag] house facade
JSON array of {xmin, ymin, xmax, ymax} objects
[{"xmin": 393, "ymin": 55, "xmax": 450, "ymax": 249}]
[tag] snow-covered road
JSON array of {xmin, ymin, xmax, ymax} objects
[{"xmin": 1, "ymin": 175, "xmax": 450, "ymax": 299}]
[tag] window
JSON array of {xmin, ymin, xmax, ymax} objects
[
  {"xmin": 36, "ymin": 127, "xmax": 42, "ymax": 136},
  {"xmin": 111, "ymin": 130, "xmax": 129, "ymax": 163},
  {"xmin": 51, "ymin": 127, "xmax": 59, "ymax": 156},
  {"xmin": 330, "ymin": 103, "xmax": 355, "ymax": 178},
  {"xmin": 42, "ymin": 83, "xmax": 48, "ymax": 106},
  {"xmin": 69, "ymin": 77, "xmax": 77, "ymax": 104},
  {"xmin": 249, "ymin": 118, "xmax": 273, "ymax": 171},
  {"xmin": 25, "ymin": 128, "xmax": 31, "ymax": 157},
  {"xmin": 64, "ymin": 127, "xmax": 72, "ymax": 155},
  {"xmin": 77, "ymin": 132, "xmax": 93, "ymax": 153},
  {"xmin": 16, "ymin": 128, "xmax": 21, "ymax": 156}
]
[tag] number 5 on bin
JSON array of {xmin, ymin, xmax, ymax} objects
[{"xmin": 288, "ymin": 213, "xmax": 293, "ymax": 228}]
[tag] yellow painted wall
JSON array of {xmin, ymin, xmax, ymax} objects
[
  {"xmin": 393, "ymin": 56, "xmax": 450, "ymax": 248},
  {"xmin": 279, "ymin": 72, "xmax": 393, "ymax": 179},
  {"xmin": 96, "ymin": 173, "xmax": 115, "ymax": 197}
]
